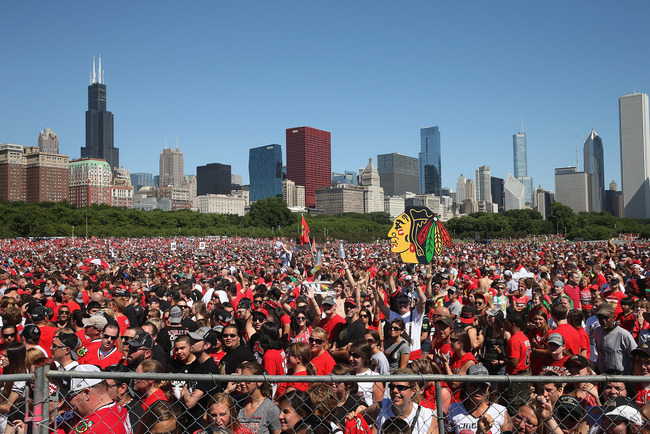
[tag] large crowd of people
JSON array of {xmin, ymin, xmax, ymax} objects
[{"xmin": 0, "ymin": 235, "xmax": 649, "ymax": 433}]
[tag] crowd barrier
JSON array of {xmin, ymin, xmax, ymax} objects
[{"xmin": 6, "ymin": 369, "xmax": 650, "ymax": 434}]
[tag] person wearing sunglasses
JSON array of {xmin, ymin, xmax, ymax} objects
[
  {"xmin": 364, "ymin": 329, "xmax": 389, "ymax": 375},
  {"xmin": 347, "ymin": 340, "xmax": 385, "ymax": 406},
  {"xmin": 309, "ymin": 327, "xmax": 335, "ymax": 375},
  {"xmin": 0, "ymin": 325, "xmax": 19, "ymax": 349},
  {"xmin": 276, "ymin": 342, "xmax": 315, "ymax": 397},
  {"xmin": 358, "ymin": 367, "xmax": 437, "ymax": 434},
  {"xmin": 80, "ymin": 322, "xmax": 124, "ymax": 369},
  {"xmin": 436, "ymin": 328, "xmax": 476, "ymax": 400},
  {"xmin": 384, "ymin": 318, "xmax": 410, "ymax": 374},
  {"xmin": 446, "ymin": 364, "xmax": 511, "ymax": 434},
  {"xmin": 289, "ymin": 307, "xmax": 312, "ymax": 345},
  {"xmin": 217, "ymin": 324, "xmax": 255, "ymax": 376}
]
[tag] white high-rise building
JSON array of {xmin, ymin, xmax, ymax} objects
[
  {"xmin": 359, "ymin": 158, "xmax": 384, "ymax": 213},
  {"xmin": 504, "ymin": 174, "xmax": 525, "ymax": 211},
  {"xmin": 619, "ymin": 92, "xmax": 650, "ymax": 218},
  {"xmin": 455, "ymin": 174, "xmax": 466, "ymax": 204}
]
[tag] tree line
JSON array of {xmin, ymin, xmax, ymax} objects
[{"xmin": 1, "ymin": 199, "xmax": 648, "ymax": 241}]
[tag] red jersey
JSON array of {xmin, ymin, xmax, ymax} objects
[
  {"xmin": 81, "ymin": 346, "xmax": 125, "ymax": 370},
  {"xmin": 263, "ymin": 349, "xmax": 286, "ymax": 376},
  {"xmin": 116, "ymin": 314, "xmax": 130, "ymax": 335},
  {"xmin": 636, "ymin": 385, "xmax": 650, "ymax": 408},
  {"xmin": 604, "ymin": 290, "xmax": 625, "ymax": 316},
  {"xmin": 536, "ymin": 354, "xmax": 570, "ymax": 375},
  {"xmin": 211, "ymin": 350, "xmax": 226, "ymax": 365},
  {"xmin": 617, "ymin": 311, "xmax": 636, "ymax": 334},
  {"xmin": 564, "ymin": 284, "xmax": 582, "ymax": 310},
  {"xmin": 70, "ymin": 402, "xmax": 132, "ymax": 434},
  {"xmin": 142, "ymin": 388, "xmax": 168, "ymax": 411},
  {"xmin": 548, "ymin": 324, "xmax": 582, "ymax": 356},
  {"xmin": 506, "ymin": 331, "xmax": 531, "ymax": 375},
  {"xmin": 38, "ymin": 325, "xmax": 58, "ymax": 357},
  {"xmin": 319, "ymin": 314, "xmax": 346, "ymax": 344},
  {"xmin": 576, "ymin": 326, "xmax": 591, "ymax": 360},
  {"xmin": 311, "ymin": 350, "xmax": 335, "ymax": 375},
  {"xmin": 431, "ymin": 340, "xmax": 452, "ymax": 372},
  {"xmin": 276, "ymin": 370, "xmax": 309, "ymax": 397}
]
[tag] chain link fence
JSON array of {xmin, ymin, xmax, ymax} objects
[{"xmin": 6, "ymin": 369, "xmax": 650, "ymax": 433}]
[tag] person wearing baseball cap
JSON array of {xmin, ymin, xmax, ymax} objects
[
  {"xmin": 536, "ymin": 333, "xmax": 570, "ymax": 375},
  {"xmin": 67, "ymin": 364, "xmax": 131, "ymax": 434},
  {"xmin": 447, "ymin": 364, "xmax": 510, "ymax": 434},
  {"xmin": 331, "ymin": 297, "xmax": 366, "ymax": 363},
  {"xmin": 317, "ymin": 294, "xmax": 346, "ymax": 344},
  {"xmin": 51, "ymin": 332, "xmax": 83, "ymax": 397},
  {"xmin": 82, "ymin": 314, "xmax": 108, "ymax": 348},
  {"xmin": 595, "ymin": 302, "xmax": 637, "ymax": 374},
  {"xmin": 125, "ymin": 331, "xmax": 154, "ymax": 370},
  {"xmin": 177, "ymin": 326, "xmax": 221, "ymax": 432}
]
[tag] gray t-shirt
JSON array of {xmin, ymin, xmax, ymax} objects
[
  {"xmin": 384, "ymin": 339, "xmax": 410, "ymax": 373},
  {"xmin": 594, "ymin": 326, "xmax": 637, "ymax": 374},
  {"xmin": 372, "ymin": 352, "xmax": 390, "ymax": 375},
  {"xmin": 238, "ymin": 397, "xmax": 281, "ymax": 434}
]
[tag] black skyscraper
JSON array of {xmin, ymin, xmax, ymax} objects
[
  {"xmin": 81, "ymin": 56, "xmax": 119, "ymax": 169},
  {"xmin": 197, "ymin": 163, "xmax": 232, "ymax": 196}
]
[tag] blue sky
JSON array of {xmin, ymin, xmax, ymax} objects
[{"xmin": 2, "ymin": 2, "xmax": 649, "ymax": 192}]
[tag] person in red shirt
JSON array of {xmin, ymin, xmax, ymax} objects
[
  {"xmin": 535, "ymin": 333, "xmax": 570, "ymax": 375},
  {"xmin": 564, "ymin": 271, "xmax": 582, "ymax": 310},
  {"xmin": 317, "ymin": 295, "xmax": 346, "ymax": 344},
  {"xmin": 604, "ymin": 277, "xmax": 626, "ymax": 316},
  {"xmin": 567, "ymin": 309, "xmax": 591, "ymax": 360},
  {"xmin": 504, "ymin": 312, "xmax": 532, "ymax": 411},
  {"xmin": 134, "ymin": 359, "xmax": 168, "ymax": 410},
  {"xmin": 617, "ymin": 297, "xmax": 636, "ymax": 334},
  {"xmin": 310, "ymin": 328, "xmax": 335, "ymax": 375},
  {"xmin": 548, "ymin": 304, "xmax": 582, "ymax": 356},
  {"xmin": 81, "ymin": 322, "xmax": 125, "ymax": 369},
  {"xmin": 68, "ymin": 364, "xmax": 132, "ymax": 434},
  {"xmin": 28, "ymin": 305, "xmax": 57, "ymax": 357}
]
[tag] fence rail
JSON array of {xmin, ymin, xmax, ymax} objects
[{"xmin": 10, "ymin": 368, "xmax": 650, "ymax": 434}]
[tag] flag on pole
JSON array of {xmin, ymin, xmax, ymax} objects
[{"xmin": 300, "ymin": 215, "xmax": 310, "ymax": 245}]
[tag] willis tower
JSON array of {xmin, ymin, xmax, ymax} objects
[{"xmin": 81, "ymin": 55, "xmax": 119, "ymax": 169}]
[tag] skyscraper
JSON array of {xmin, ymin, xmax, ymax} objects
[
  {"xmin": 80, "ymin": 56, "xmax": 118, "ymax": 169},
  {"xmin": 555, "ymin": 167, "xmax": 589, "ymax": 213},
  {"xmin": 584, "ymin": 129, "xmax": 604, "ymax": 212},
  {"xmin": 376, "ymin": 153, "xmax": 419, "ymax": 197},
  {"xmin": 38, "ymin": 128, "xmax": 59, "ymax": 153},
  {"xmin": 619, "ymin": 92, "xmax": 650, "ymax": 218},
  {"xmin": 197, "ymin": 163, "xmax": 231, "ymax": 196},
  {"xmin": 419, "ymin": 127, "xmax": 441, "ymax": 195},
  {"xmin": 249, "ymin": 144, "xmax": 283, "ymax": 202},
  {"xmin": 130, "ymin": 172, "xmax": 154, "ymax": 193},
  {"xmin": 513, "ymin": 131, "xmax": 527, "ymax": 179},
  {"xmin": 159, "ymin": 146, "xmax": 185, "ymax": 187},
  {"xmin": 286, "ymin": 126, "xmax": 331, "ymax": 208},
  {"xmin": 491, "ymin": 177, "xmax": 504, "ymax": 212},
  {"xmin": 475, "ymin": 165, "xmax": 492, "ymax": 203}
]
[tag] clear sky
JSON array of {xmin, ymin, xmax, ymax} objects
[{"xmin": 2, "ymin": 2, "xmax": 649, "ymax": 193}]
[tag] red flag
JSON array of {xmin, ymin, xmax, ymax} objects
[{"xmin": 300, "ymin": 215, "xmax": 310, "ymax": 245}]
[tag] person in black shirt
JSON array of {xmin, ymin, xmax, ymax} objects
[
  {"xmin": 331, "ymin": 298, "xmax": 366, "ymax": 364},
  {"xmin": 217, "ymin": 324, "xmax": 256, "ymax": 376},
  {"xmin": 179, "ymin": 327, "xmax": 220, "ymax": 433}
]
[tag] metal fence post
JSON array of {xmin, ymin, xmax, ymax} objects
[
  {"xmin": 33, "ymin": 365, "xmax": 50, "ymax": 434},
  {"xmin": 434, "ymin": 380, "xmax": 444, "ymax": 434}
]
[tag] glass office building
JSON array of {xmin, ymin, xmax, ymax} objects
[
  {"xmin": 249, "ymin": 144, "xmax": 283, "ymax": 202},
  {"xmin": 419, "ymin": 126, "xmax": 441, "ymax": 196}
]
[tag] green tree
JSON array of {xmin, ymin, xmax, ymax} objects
[
  {"xmin": 246, "ymin": 197, "xmax": 294, "ymax": 229},
  {"xmin": 549, "ymin": 202, "xmax": 577, "ymax": 235}
]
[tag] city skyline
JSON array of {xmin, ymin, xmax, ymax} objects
[{"xmin": 2, "ymin": 2, "xmax": 650, "ymax": 192}]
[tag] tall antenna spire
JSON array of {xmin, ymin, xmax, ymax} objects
[
  {"xmin": 92, "ymin": 55, "xmax": 96, "ymax": 84},
  {"xmin": 576, "ymin": 135, "xmax": 579, "ymax": 169},
  {"xmin": 98, "ymin": 54, "xmax": 102, "ymax": 84}
]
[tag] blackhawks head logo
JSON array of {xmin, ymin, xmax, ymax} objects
[{"xmin": 76, "ymin": 346, "xmax": 88, "ymax": 358}]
